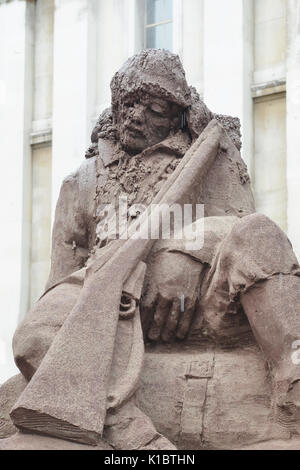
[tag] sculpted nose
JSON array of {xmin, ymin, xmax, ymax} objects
[{"xmin": 131, "ymin": 104, "xmax": 144, "ymax": 124}]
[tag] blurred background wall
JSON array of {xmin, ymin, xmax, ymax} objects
[{"xmin": 0, "ymin": 0, "xmax": 299, "ymax": 382}]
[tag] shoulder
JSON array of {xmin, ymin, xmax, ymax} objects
[
  {"xmin": 55, "ymin": 158, "xmax": 98, "ymax": 220},
  {"xmin": 77, "ymin": 156, "xmax": 98, "ymax": 187},
  {"xmin": 61, "ymin": 157, "xmax": 98, "ymax": 191}
]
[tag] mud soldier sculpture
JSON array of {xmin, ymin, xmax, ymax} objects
[{"xmin": 1, "ymin": 49, "xmax": 300, "ymax": 450}]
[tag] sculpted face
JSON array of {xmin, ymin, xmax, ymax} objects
[{"xmin": 118, "ymin": 93, "xmax": 182, "ymax": 155}]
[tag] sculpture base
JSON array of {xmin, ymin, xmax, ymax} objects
[
  {"xmin": 0, "ymin": 432, "xmax": 111, "ymax": 450},
  {"xmin": 0, "ymin": 344, "xmax": 298, "ymax": 450},
  {"xmin": 1, "ymin": 432, "xmax": 300, "ymax": 450}
]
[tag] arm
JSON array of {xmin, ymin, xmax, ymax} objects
[{"xmin": 46, "ymin": 170, "xmax": 88, "ymax": 290}]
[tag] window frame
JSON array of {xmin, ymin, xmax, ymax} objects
[{"xmin": 144, "ymin": 0, "xmax": 173, "ymax": 50}]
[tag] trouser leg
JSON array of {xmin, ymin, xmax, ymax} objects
[
  {"xmin": 241, "ymin": 274, "xmax": 300, "ymax": 374},
  {"xmin": 13, "ymin": 276, "xmax": 84, "ymax": 381},
  {"xmin": 241, "ymin": 274, "xmax": 300, "ymax": 431},
  {"xmin": 226, "ymin": 214, "xmax": 300, "ymax": 380},
  {"xmin": 208, "ymin": 212, "xmax": 300, "ymax": 430},
  {"xmin": 201, "ymin": 213, "xmax": 299, "ymax": 340}
]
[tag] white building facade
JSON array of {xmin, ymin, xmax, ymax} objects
[{"xmin": 0, "ymin": 0, "xmax": 299, "ymax": 383}]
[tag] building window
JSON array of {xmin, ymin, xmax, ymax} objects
[{"xmin": 145, "ymin": 0, "xmax": 173, "ymax": 51}]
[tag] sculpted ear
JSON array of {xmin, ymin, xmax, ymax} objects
[
  {"xmin": 186, "ymin": 86, "xmax": 213, "ymax": 139},
  {"xmin": 87, "ymin": 107, "xmax": 118, "ymax": 156}
]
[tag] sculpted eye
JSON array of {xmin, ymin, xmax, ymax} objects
[{"xmin": 150, "ymin": 103, "xmax": 164, "ymax": 115}]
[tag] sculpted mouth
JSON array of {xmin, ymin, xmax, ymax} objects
[{"xmin": 124, "ymin": 126, "xmax": 145, "ymax": 138}]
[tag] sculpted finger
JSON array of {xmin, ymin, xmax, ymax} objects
[
  {"xmin": 140, "ymin": 304, "xmax": 154, "ymax": 340},
  {"xmin": 140, "ymin": 285, "xmax": 158, "ymax": 335},
  {"xmin": 148, "ymin": 295, "xmax": 171, "ymax": 342},
  {"xmin": 176, "ymin": 298, "xmax": 196, "ymax": 340},
  {"xmin": 162, "ymin": 299, "xmax": 181, "ymax": 342}
]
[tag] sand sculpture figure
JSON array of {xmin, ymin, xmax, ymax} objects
[{"xmin": 1, "ymin": 49, "xmax": 300, "ymax": 450}]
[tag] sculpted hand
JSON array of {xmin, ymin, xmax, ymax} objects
[{"xmin": 141, "ymin": 251, "xmax": 204, "ymax": 342}]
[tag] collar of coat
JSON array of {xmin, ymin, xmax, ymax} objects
[{"xmin": 98, "ymin": 129, "xmax": 192, "ymax": 168}]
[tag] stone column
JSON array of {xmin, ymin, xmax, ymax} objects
[
  {"xmin": 286, "ymin": 0, "xmax": 300, "ymax": 259},
  {"xmin": 51, "ymin": 0, "xmax": 97, "ymax": 215},
  {"xmin": 178, "ymin": 0, "xmax": 204, "ymax": 95},
  {"xmin": 0, "ymin": 0, "xmax": 35, "ymax": 383},
  {"xmin": 96, "ymin": 0, "xmax": 137, "ymax": 115},
  {"xmin": 203, "ymin": 0, "xmax": 254, "ymax": 173}
]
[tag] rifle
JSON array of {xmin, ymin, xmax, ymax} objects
[{"xmin": 10, "ymin": 120, "xmax": 223, "ymax": 445}]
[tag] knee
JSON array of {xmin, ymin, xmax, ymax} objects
[
  {"xmin": 232, "ymin": 213, "xmax": 275, "ymax": 237},
  {"xmin": 13, "ymin": 321, "xmax": 58, "ymax": 381},
  {"xmin": 229, "ymin": 213, "xmax": 289, "ymax": 248},
  {"xmin": 225, "ymin": 212, "xmax": 298, "ymax": 270},
  {"xmin": 12, "ymin": 281, "xmax": 82, "ymax": 381}
]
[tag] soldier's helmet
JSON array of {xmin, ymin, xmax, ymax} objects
[{"xmin": 110, "ymin": 49, "xmax": 192, "ymax": 122}]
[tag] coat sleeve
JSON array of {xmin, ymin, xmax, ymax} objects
[{"xmin": 45, "ymin": 170, "xmax": 89, "ymax": 290}]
